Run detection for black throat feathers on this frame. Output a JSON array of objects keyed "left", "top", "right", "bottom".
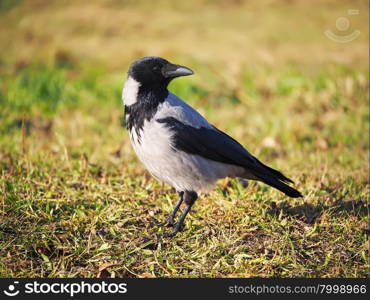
[{"left": 124, "top": 86, "right": 168, "bottom": 142}]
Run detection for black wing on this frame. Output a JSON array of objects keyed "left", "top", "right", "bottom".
[{"left": 157, "top": 117, "right": 302, "bottom": 198}]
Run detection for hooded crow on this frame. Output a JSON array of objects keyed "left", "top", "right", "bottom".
[{"left": 122, "top": 56, "right": 302, "bottom": 237}]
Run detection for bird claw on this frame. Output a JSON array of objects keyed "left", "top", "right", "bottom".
[
  {"left": 160, "top": 231, "right": 177, "bottom": 238},
  {"left": 166, "top": 218, "right": 175, "bottom": 227},
  {"left": 154, "top": 216, "right": 176, "bottom": 228},
  {"left": 158, "top": 222, "right": 183, "bottom": 238},
  {"left": 158, "top": 229, "right": 178, "bottom": 238}
]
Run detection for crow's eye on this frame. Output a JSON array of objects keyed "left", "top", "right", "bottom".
[{"left": 153, "top": 66, "right": 160, "bottom": 72}]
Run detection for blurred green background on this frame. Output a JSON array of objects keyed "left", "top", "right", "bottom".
[{"left": 0, "top": 0, "right": 369, "bottom": 278}]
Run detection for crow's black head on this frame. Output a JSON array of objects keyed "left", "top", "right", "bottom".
[
  {"left": 128, "top": 56, "right": 193, "bottom": 88},
  {"left": 123, "top": 57, "right": 194, "bottom": 136}
]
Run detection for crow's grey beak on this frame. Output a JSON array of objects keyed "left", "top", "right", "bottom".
[{"left": 162, "top": 63, "right": 194, "bottom": 78}]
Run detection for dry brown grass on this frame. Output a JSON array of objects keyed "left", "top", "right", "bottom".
[{"left": 1, "top": 0, "right": 368, "bottom": 71}]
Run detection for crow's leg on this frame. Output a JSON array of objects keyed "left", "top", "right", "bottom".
[
  {"left": 165, "top": 191, "right": 184, "bottom": 226},
  {"left": 161, "top": 191, "right": 197, "bottom": 238},
  {"left": 155, "top": 191, "right": 184, "bottom": 227}
]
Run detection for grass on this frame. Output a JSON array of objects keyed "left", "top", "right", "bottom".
[{"left": 0, "top": 0, "right": 369, "bottom": 278}]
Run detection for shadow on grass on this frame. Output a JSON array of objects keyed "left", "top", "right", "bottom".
[{"left": 267, "top": 198, "right": 369, "bottom": 225}]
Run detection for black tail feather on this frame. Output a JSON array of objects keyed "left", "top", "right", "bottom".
[
  {"left": 255, "top": 158, "right": 294, "bottom": 184},
  {"left": 250, "top": 161, "right": 302, "bottom": 198},
  {"left": 261, "top": 177, "right": 302, "bottom": 198}
]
